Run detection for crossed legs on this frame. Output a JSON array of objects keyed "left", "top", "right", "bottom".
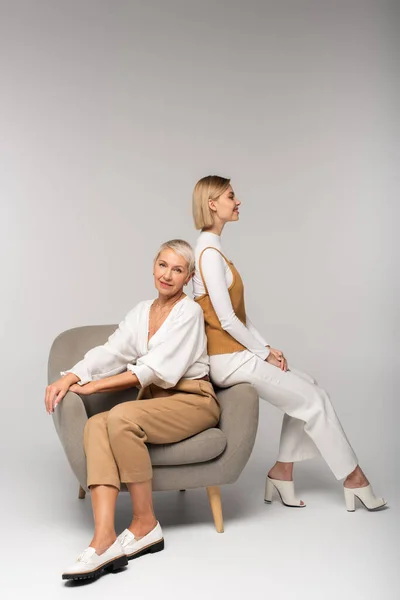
[{"left": 83, "top": 381, "right": 220, "bottom": 553}]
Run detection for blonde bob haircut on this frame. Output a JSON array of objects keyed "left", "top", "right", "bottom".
[
  {"left": 154, "top": 239, "right": 195, "bottom": 276},
  {"left": 192, "top": 175, "right": 231, "bottom": 230}
]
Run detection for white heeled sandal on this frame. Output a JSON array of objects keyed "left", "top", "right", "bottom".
[
  {"left": 264, "top": 477, "right": 306, "bottom": 508},
  {"left": 344, "top": 484, "right": 387, "bottom": 512}
]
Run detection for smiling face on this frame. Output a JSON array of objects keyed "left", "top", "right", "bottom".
[
  {"left": 209, "top": 184, "right": 241, "bottom": 224},
  {"left": 153, "top": 248, "right": 191, "bottom": 299}
]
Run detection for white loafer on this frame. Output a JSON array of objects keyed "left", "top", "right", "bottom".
[
  {"left": 264, "top": 477, "right": 306, "bottom": 507},
  {"left": 62, "top": 539, "right": 128, "bottom": 581},
  {"left": 344, "top": 484, "right": 387, "bottom": 512},
  {"left": 117, "top": 521, "right": 164, "bottom": 560}
]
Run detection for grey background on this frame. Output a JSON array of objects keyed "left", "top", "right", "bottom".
[{"left": 1, "top": 0, "right": 399, "bottom": 598}]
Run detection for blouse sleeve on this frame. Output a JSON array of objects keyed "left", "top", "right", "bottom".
[
  {"left": 200, "top": 248, "right": 270, "bottom": 360},
  {"left": 61, "top": 306, "right": 141, "bottom": 385},
  {"left": 127, "top": 304, "right": 206, "bottom": 389},
  {"left": 246, "top": 316, "right": 269, "bottom": 347}
]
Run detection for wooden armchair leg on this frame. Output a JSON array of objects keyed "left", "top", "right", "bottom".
[
  {"left": 206, "top": 486, "right": 224, "bottom": 533},
  {"left": 78, "top": 485, "right": 86, "bottom": 500}
]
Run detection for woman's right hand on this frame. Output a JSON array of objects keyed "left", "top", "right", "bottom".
[
  {"left": 45, "top": 373, "right": 79, "bottom": 414},
  {"left": 266, "top": 347, "right": 288, "bottom": 371}
]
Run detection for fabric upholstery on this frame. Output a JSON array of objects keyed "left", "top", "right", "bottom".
[{"left": 49, "top": 325, "right": 259, "bottom": 492}]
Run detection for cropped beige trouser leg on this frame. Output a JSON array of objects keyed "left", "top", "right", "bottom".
[{"left": 83, "top": 379, "right": 220, "bottom": 488}]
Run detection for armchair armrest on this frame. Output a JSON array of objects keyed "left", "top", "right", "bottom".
[
  {"left": 215, "top": 383, "right": 259, "bottom": 483},
  {"left": 52, "top": 391, "right": 88, "bottom": 489}
]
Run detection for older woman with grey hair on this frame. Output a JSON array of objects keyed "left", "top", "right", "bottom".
[{"left": 45, "top": 239, "right": 219, "bottom": 582}]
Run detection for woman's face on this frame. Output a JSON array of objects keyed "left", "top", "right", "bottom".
[
  {"left": 209, "top": 185, "right": 241, "bottom": 223},
  {"left": 153, "top": 248, "right": 191, "bottom": 298}
]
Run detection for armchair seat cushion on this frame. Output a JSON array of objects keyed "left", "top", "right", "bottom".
[
  {"left": 148, "top": 427, "right": 227, "bottom": 466},
  {"left": 49, "top": 325, "right": 259, "bottom": 496}
]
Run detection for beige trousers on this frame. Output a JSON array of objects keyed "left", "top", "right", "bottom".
[{"left": 83, "top": 379, "right": 220, "bottom": 488}]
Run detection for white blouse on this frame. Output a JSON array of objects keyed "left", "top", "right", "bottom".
[
  {"left": 62, "top": 296, "right": 209, "bottom": 389},
  {"left": 193, "top": 231, "right": 270, "bottom": 361}
]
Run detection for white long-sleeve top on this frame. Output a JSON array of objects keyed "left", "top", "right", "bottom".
[
  {"left": 61, "top": 296, "right": 209, "bottom": 389},
  {"left": 193, "top": 231, "right": 270, "bottom": 362}
]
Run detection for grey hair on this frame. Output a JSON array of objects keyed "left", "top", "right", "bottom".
[{"left": 154, "top": 239, "right": 195, "bottom": 276}]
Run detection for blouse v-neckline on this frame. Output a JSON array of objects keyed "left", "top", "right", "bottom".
[{"left": 146, "top": 296, "right": 187, "bottom": 348}]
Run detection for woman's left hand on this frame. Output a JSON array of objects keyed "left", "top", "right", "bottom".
[
  {"left": 70, "top": 382, "right": 99, "bottom": 395},
  {"left": 268, "top": 347, "right": 288, "bottom": 371}
]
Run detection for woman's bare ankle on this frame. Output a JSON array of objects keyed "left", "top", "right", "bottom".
[
  {"left": 268, "top": 461, "right": 294, "bottom": 481},
  {"left": 344, "top": 465, "right": 369, "bottom": 488},
  {"left": 128, "top": 516, "right": 157, "bottom": 539},
  {"left": 89, "top": 531, "right": 117, "bottom": 555}
]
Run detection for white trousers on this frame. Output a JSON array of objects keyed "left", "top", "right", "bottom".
[{"left": 210, "top": 350, "right": 358, "bottom": 480}]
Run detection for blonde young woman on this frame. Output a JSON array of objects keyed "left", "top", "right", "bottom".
[
  {"left": 45, "top": 239, "right": 219, "bottom": 582},
  {"left": 192, "top": 175, "right": 386, "bottom": 512}
]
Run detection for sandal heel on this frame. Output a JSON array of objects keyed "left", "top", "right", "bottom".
[
  {"left": 344, "top": 488, "right": 356, "bottom": 512},
  {"left": 343, "top": 485, "right": 386, "bottom": 512},
  {"left": 264, "top": 478, "right": 273, "bottom": 503}
]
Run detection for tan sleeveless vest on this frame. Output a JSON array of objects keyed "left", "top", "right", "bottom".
[{"left": 195, "top": 247, "right": 247, "bottom": 356}]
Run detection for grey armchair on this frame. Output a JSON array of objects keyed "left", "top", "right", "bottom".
[{"left": 48, "top": 325, "right": 259, "bottom": 532}]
